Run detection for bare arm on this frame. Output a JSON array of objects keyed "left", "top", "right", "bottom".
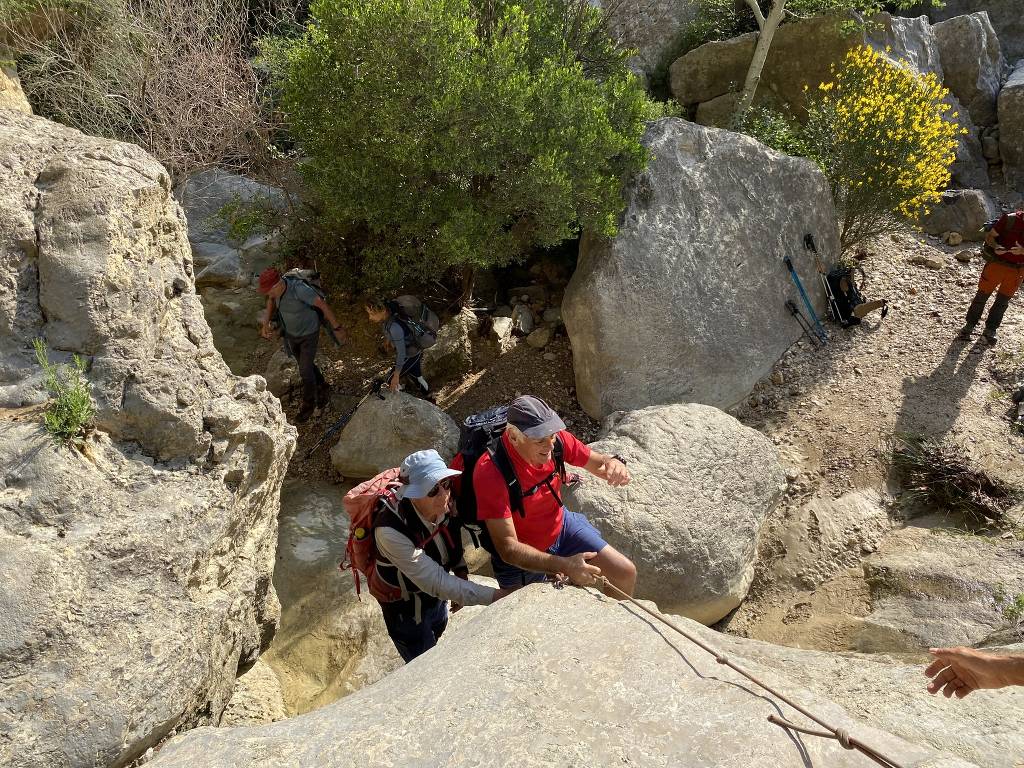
[
  {"left": 584, "top": 450, "right": 630, "bottom": 487},
  {"left": 485, "top": 517, "right": 600, "bottom": 586},
  {"left": 260, "top": 297, "right": 276, "bottom": 339},
  {"left": 313, "top": 297, "right": 346, "bottom": 342},
  {"left": 925, "top": 647, "right": 1024, "bottom": 698}
]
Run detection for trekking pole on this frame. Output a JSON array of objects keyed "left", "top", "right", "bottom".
[
  {"left": 785, "top": 299, "right": 821, "bottom": 346},
  {"left": 303, "top": 376, "right": 386, "bottom": 460},
  {"left": 804, "top": 234, "right": 843, "bottom": 324},
  {"left": 588, "top": 576, "right": 906, "bottom": 768},
  {"left": 783, "top": 255, "right": 828, "bottom": 343}
]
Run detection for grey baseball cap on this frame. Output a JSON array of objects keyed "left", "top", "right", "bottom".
[
  {"left": 507, "top": 395, "right": 565, "bottom": 439},
  {"left": 396, "top": 450, "right": 461, "bottom": 500}
]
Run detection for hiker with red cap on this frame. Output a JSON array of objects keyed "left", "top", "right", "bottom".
[
  {"left": 464, "top": 395, "right": 637, "bottom": 596},
  {"left": 258, "top": 267, "right": 346, "bottom": 422}
]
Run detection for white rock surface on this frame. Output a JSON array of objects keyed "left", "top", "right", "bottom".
[
  {"left": 329, "top": 391, "right": 459, "bottom": 478},
  {"left": 563, "top": 118, "right": 836, "bottom": 418},
  {"left": 999, "top": 61, "right": 1024, "bottom": 190},
  {"left": 0, "top": 110, "right": 294, "bottom": 768},
  {"left": 566, "top": 404, "right": 785, "bottom": 624},
  {"left": 932, "top": 12, "right": 1005, "bottom": 127},
  {"left": 146, "top": 585, "right": 1000, "bottom": 768}
]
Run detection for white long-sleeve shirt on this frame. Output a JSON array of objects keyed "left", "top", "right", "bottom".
[{"left": 374, "top": 510, "right": 496, "bottom": 607}]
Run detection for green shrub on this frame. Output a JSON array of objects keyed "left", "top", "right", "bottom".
[
  {"left": 262, "top": 0, "right": 664, "bottom": 291},
  {"left": 210, "top": 195, "right": 274, "bottom": 244},
  {"left": 33, "top": 339, "right": 95, "bottom": 446},
  {"left": 732, "top": 106, "right": 808, "bottom": 156}
]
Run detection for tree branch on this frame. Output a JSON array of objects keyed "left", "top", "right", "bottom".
[{"left": 744, "top": 0, "right": 766, "bottom": 31}]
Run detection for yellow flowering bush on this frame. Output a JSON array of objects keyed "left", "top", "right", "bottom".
[{"left": 803, "top": 45, "right": 964, "bottom": 252}]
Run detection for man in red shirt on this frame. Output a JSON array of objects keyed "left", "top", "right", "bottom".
[
  {"left": 960, "top": 199, "right": 1024, "bottom": 345},
  {"left": 472, "top": 395, "right": 637, "bottom": 596}
]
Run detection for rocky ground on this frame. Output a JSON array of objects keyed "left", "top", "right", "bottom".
[{"left": 723, "top": 228, "right": 1024, "bottom": 649}]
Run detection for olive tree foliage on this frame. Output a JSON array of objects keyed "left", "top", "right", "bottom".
[
  {"left": 262, "top": 0, "right": 664, "bottom": 288},
  {"left": 0, "top": 0, "right": 287, "bottom": 180}
]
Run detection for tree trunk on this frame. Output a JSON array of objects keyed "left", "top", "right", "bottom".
[
  {"left": 459, "top": 264, "right": 475, "bottom": 307},
  {"left": 734, "top": 0, "right": 786, "bottom": 119}
]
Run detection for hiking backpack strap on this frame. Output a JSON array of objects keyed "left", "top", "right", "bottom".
[{"left": 488, "top": 435, "right": 567, "bottom": 518}]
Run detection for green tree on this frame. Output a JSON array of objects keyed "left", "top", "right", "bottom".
[{"left": 263, "top": 0, "right": 663, "bottom": 289}]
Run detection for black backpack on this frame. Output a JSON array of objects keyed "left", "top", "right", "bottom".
[
  {"left": 386, "top": 295, "right": 440, "bottom": 351},
  {"left": 455, "top": 405, "right": 570, "bottom": 550},
  {"left": 981, "top": 213, "right": 1024, "bottom": 265},
  {"left": 824, "top": 265, "right": 867, "bottom": 327}
]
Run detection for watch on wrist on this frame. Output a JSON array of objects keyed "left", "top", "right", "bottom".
[{"left": 611, "top": 454, "right": 627, "bottom": 465}]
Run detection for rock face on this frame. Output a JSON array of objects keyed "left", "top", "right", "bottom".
[
  {"left": 147, "top": 585, "right": 1005, "bottom": 768},
  {"left": 563, "top": 118, "right": 836, "bottom": 418},
  {"left": 919, "top": 189, "right": 999, "bottom": 240},
  {"left": 0, "top": 111, "right": 294, "bottom": 768},
  {"left": 220, "top": 660, "right": 288, "bottom": 727},
  {"left": 261, "top": 481, "right": 401, "bottom": 715},
  {"left": 0, "top": 59, "right": 31, "bottom": 114},
  {"left": 999, "top": 61, "right": 1024, "bottom": 190},
  {"left": 908, "top": 0, "right": 1024, "bottom": 63},
  {"left": 330, "top": 392, "right": 459, "bottom": 478},
  {"left": 932, "top": 13, "right": 1005, "bottom": 127},
  {"left": 599, "top": 0, "right": 699, "bottom": 84},
  {"left": 858, "top": 526, "right": 1024, "bottom": 653},
  {"left": 422, "top": 307, "right": 477, "bottom": 384},
  {"left": 671, "top": 12, "right": 988, "bottom": 188},
  {"left": 566, "top": 404, "right": 785, "bottom": 624},
  {"left": 670, "top": 13, "right": 938, "bottom": 115},
  {"left": 177, "top": 169, "right": 288, "bottom": 288},
  {"left": 263, "top": 347, "right": 301, "bottom": 398}
]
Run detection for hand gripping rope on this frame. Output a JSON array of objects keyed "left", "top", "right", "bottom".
[{"left": 568, "top": 576, "right": 906, "bottom": 768}]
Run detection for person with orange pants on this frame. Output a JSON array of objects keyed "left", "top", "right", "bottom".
[{"left": 960, "top": 199, "right": 1024, "bottom": 345}]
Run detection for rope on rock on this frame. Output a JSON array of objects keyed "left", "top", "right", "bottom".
[{"left": 587, "top": 576, "right": 906, "bottom": 768}]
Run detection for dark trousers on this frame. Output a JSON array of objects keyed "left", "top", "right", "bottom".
[
  {"left": 381, "top": 601, "right": 448, "bottom": 663},
  {"left": 287, "top": 332, "right": 325, "bottom": 405},
  {"left": 398, "top": 352, "right": 423, "bottom": 380}
]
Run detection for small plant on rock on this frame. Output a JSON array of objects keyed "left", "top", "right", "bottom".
[{"left": 33, "top": 339, "right": 95, "bottom": 447}]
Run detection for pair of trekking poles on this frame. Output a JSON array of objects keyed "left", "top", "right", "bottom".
[{"left": 783, "top": 234, "right": 833, "bottom": 346}]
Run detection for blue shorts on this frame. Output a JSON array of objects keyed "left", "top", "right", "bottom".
[{"left": 490, "top": 509, "right": 608, "bottom": 588}]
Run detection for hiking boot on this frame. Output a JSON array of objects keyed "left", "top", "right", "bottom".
[
  {"left": 982, "top": 293, "right": 1011, "bottom": 347},
  {"left": 981, "top": 327, "right": 999, "bottom": 345},
  {"left": 316, "top": 382, "right": 332, "bottom": 408},
  {"left": 957, "top": 323, "right": 976, "bottom": 341},
  {"left": 295, "top": 401, "right": 316, "bottom": 423},
  {"left": 415, "top": 375, "right": 430, "bottom": 394}
]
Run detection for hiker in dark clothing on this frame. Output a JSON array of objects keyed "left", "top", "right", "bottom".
[
  {"left": 365, "top": 298, "right": 430, "bottom": 394},
  {"left": 959, "top": 200, "right": 1024, "bottom": 345},
  {"left": 259, "top": 267, "right": 346, "bottom": 422}
]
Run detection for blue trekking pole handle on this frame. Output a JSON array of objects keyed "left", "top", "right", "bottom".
[{"left": 784, "top": 256, "right": 828, "bottom": 342}]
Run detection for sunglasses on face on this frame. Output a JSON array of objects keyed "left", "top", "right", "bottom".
[{"left": 427, "top": 478, "right": 452, "bottom": 497}]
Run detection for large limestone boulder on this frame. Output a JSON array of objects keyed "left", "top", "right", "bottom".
[
  {"left": 422, "top": 307, "right": 477, "bottom": 384},
  {"left": 566, "top": 404, "right": 785, "bottom": 624},
  {"left": 146, "top": 585, "right": 1012, "bottom": 768},
  {"left": 0, "top": 57, "right": 31, "bottom": 114},
  {"left": 999, "top": 61, "right": 1024, "bottom": 190},
  {"left": 908, "top": 0, "right": 1024, "bottom": 63},
  {"left": 598, "top": 0, "right": 700, "bottom": 84},
  {"left": 919, "top": 188, "right": 999, "bottom": 240},
  {"left": 0, "top": 111, "right": 295, "bottom": 768},
  {"left": 563, "top": 118, "right": 835, "bottom": 418},
  {"left": 858, "top": 526, "right": 1024, "bottom": 653},
  {"left": 671, "top": 13, "right": 988, "bottom": 188},
  {"left": 330, "top": 391, "right": 459, "bottom": 478},
  {"left": 932, "top": 12, "right": 1005, "bottom": 127},
  {"left": 177, "top": 169, "right": 289, "bottom": 288},
  {"left": 670, "top": 13, "right": 940, "bottom": 113}
]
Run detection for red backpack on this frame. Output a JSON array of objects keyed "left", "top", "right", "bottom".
[{"left": 340, "top": 468, "right": 405, "bottom": 602}]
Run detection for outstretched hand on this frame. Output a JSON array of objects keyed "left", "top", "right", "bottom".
[
  {"left": 600, "top": 457, "right": 630, "bottom": 487},
  {"left": 924, "top": 647, "right": 1018, "bottom": 698}
]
